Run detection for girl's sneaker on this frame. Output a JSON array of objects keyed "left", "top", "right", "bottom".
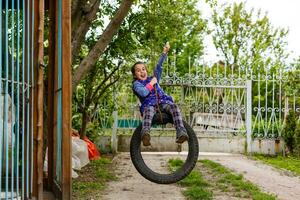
[
  {"left": 176, "top": 128, "right": 189, "bottom": 144},
  {"left": 141, "top": 131, "right": 151, "bottom": 146}
]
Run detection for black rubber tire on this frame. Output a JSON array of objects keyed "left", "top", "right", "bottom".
[{"left": 130, "top": 114, "right": 199, "bottom": 184}]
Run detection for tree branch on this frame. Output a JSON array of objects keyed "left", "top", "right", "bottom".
[
  {"left": 72, "top": 0, "right": 101, "bottom": 63},
  {"left": 72, "top": 0, "right": 134, "bottom": 92},
  {"left": 95, "top": 78, "right": 119, "bottom": 101},
  {"left": 71, "top": 0, "right": 88, "bottom": 25},
  {"left": 91, "top": 65, "right": 120, "bottom": 100}
]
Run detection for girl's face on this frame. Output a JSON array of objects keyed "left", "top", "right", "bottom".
[{"left": 134, "top": 63, "right": 148, "bottom": 80}]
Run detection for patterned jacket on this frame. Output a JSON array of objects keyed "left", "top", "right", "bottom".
[{"left": 132, "top": 53, "right": 174, "bottom": 114}]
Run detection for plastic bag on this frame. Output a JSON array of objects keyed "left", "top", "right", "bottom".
[
  {"left": 43, "top": 137, "right": 90, "bottom": 178},
  {"left": 0, "top": 94, "right": 15, "bottom": 147},
  {"left": 72, "top": 137, "right": 90, "bottom": 170},
  {"left": 83, "top": 137, "right": 101, "bottom": 160},
  {"left": 72, "top": 129, "right": 101, "bottom": 160}
]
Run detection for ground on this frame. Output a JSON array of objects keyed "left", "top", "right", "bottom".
[
  {"left": 98, "top": 152, "right": 300, "bottom": 200},
  {"left": 100, "top": 153, "right": 185, "bottom": 200}
]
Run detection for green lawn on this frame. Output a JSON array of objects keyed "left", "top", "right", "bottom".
[
  {"left": 251, "top": 154, "right": 300, "bottom": 176},
  {"left": 72, "top": 157, "right": 117, "bottom": 199},
  {"left": 169, "top": 158, "right": 277, "bottom": 200}
]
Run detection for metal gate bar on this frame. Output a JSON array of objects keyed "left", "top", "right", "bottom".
[{"left": 0, "top": 0, "right": 35, "bottom": 199}]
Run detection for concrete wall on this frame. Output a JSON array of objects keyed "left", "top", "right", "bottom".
[
  {"left": 95, "top": 136, "right": 112, "bottom": 153},
  {"left": 95, "top": 134, "right": 285, "bottom": 155},
  {"left": 251, "top": 138, "right": 284, "bottom": 155}
]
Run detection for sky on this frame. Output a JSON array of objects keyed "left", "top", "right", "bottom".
[{"left": 197, "top": 0, "right": 300, "bottom": 63}]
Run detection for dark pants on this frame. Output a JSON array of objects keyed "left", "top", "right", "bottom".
[{"left": 141, "top": 104, "right": 185, "bottom": 135}]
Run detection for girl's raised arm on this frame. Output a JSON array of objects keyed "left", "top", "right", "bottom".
[{"left": 154, "top": 42, "right": 170, "bottom": 82}]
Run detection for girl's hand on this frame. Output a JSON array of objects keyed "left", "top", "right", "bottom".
[
  {"left": 163, "top": 42, "right": 170, "bottom": 54},
  {"left": 150, "top": 77, "right": 158, "bottom": 86}
]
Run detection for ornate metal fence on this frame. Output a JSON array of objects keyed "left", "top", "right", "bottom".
[
  {"left": 251, "top": 72, "right": 300, "bottom": 138},
  {"left": 160, "top": 65, "right": 248, "bottom": 135}
]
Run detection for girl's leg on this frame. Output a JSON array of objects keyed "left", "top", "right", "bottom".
[
  {"left": 162, "top": 104, "right": 184, "bottom": 129},
  {"left": 162, "top": 104, "right": 188, "bottom": 143},
  {"left": 141, "top": 106, "right": 155, "bottom": 146}
]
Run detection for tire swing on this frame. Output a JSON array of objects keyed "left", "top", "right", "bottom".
[{"left": 130, "top": 112, "right": 199, "bottom": 184}]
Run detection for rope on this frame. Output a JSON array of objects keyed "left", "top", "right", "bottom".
[
  {"left": 154, "top": 42, "right": 170, "bottom": 123},
  {"left": 154, "top": 83, "right": 163, "bottom": 122},
  {"left": 149, "top": 0, "right": 163, "bottom": 122}
]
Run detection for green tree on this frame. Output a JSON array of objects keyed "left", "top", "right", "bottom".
[
  {"left": 73, "top": 22, "right": 137, "bottom": 138},
  {"left": 284, "top": 56, "right": 300, "bottom": 96},
  {"left": 295, "top": 120, "right": 300, "bottom": 157},
  {"left": 210, "top": 2, "right": 288, "bottom": 74},
  {"left": 71, "top": 0, "right": 136, "bottom": 138},
  {"left": 71, "top": 0, "right": 134, "bottom": 91},
  {"left": 209, "top": 2, "right": 290, "bottom": 126},
  {"left": 129, "top": 0, "right": 207, "bottom": 75}
]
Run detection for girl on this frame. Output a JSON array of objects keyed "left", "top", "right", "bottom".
[{"left": 131, "top": 43, "right": 188, "bottom": 146}]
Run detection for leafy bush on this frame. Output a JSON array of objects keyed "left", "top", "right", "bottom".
[
  {"left": 282, "top": 111, "right": 297, "bottom": 154},
  {"left": 295, "top": 120, "right": 300, "bottom": 156}
]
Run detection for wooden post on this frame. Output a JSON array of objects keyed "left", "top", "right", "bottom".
[
  {"left": 47, "top": 0, "right": 71, "bottom": 199},
  {"left": 61, "top": 0, "right": 72, "bottom": 199},
  {"left": 33, "top": 0, "right": 44, "bottom": 199}
]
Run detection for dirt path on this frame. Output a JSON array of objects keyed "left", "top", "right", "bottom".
[
  {"left": 201, "top": 153, "right": 300, "bottom": 200},
  {"left": 100, "top": 152, "right": 300, "bottom": 200},
  {"left": 100, "top": 153, "right": 185, "bottom": 200}
]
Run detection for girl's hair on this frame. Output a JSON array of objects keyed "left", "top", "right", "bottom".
[{"left": 131, "top": 61, "right": 145, "bottom": 78}]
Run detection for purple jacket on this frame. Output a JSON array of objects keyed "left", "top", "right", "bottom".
[{"left": 132, "top": 53, "right": 174, "bottom": 114}]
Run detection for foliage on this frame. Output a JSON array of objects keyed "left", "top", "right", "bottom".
[
  {"left": 71, "top": 0, "right": 134, "bottom": 89},
  {"left": 128, "top": 0, "right": 207, "bottom": 75},
  {"left": 295, "top": 120, "right": 300, "bottom": 156},
  {"left": 282, "top": 110, "right": 297, "bottom": 153},
  {"left": 283, "top": 56, "right": 300, "bottom": 98},
  {"left": 252, "top": 154, "right": 300, "bottom": 176},
  {"left": 210, "top": 1, "right": 288, "bottom": 74},
  {"left": 209, "top": 2, "right": 292, "bottom": 128}
]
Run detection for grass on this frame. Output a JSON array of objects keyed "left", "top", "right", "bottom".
[
  {"left": 72, "top": 157, "right": 117, "bottom": 199},
  {"left": 168, "top": 159, "right": 213, "bottom": 200},
  {"left": 200, "top": 159, "right": 277, "bottom": 200},
  {"left": 183, "top": 186, "right": 213, "bottom": 200},
  {"left": 168, "top": 158, "right": 277, "bottom": 200},
  {"left": 73, "top": 182, "right": 104, "bottom": 194},
  {"left": 251, "top": 154, "right": 300, "bottom": 176}
]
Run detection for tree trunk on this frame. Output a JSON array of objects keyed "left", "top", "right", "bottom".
[
  {"left": 80, "top": 109, "right": 89, "bottom": 139},
  {"left": 72, "top": 0, "right": 134, "bottom": 92}
]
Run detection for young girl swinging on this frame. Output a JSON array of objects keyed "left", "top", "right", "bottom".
[{"left": 131, "top": 43, "right": 189, "bottom": 146}]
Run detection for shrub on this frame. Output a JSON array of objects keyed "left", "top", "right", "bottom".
[
  {"left": 295, "top": 120, "right": 300, "bottom": 157},
  {"left": 282, "top": 111, "right": 297, "bottom": 154}
]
